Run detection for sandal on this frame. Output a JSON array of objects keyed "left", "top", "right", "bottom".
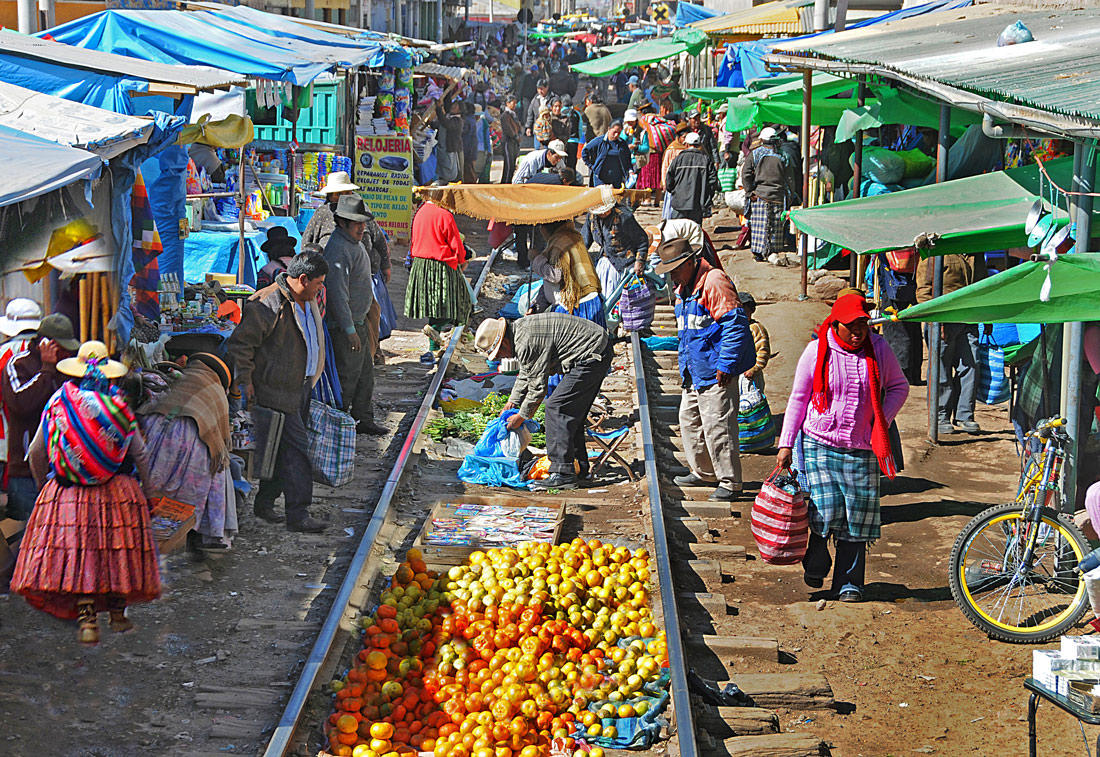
[{"left": 77, "top": 599, "right": 99, "bottom": 645}]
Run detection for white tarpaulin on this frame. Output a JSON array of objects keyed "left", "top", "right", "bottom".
[
  {"left": 0, "top": 80, "right": 152, "bottom": 159},
  {"left": 0, "top": 124, "right": 102, "bottom": 208}
]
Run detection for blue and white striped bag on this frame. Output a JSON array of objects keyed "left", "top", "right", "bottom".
[{"left": 976, "top": 332, "right": 1010, "bottom": 405}]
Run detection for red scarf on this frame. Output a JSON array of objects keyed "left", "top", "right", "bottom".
[{"left": 811, "top": 321, "right": 896, "bottom": 479}]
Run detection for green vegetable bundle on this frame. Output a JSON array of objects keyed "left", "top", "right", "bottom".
[{"left": 427, "top": 392, "right": 546, "bottom": 447}]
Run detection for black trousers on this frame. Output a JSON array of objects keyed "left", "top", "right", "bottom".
[
  {"left": 502, "top": 140, "right": 520, "bottom": 184},
  {"left": 255, "top": 384, "right": 313, "bottom": 524},
  {"left": 544, "top": 344, "right": 614, "bottom": 475},
  {"left": 515, "top": 225, "right": 531, "bottom": 269},
  {"left": 803, "top": 532, "right": 867, "bottom": 594},
  {"left": 329, "top": 320, "right": 375, "bottom": 425}
]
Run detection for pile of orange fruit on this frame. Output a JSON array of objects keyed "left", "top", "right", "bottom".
[{"left": 323, "top": 540, "right": 667, "bottom": 757}]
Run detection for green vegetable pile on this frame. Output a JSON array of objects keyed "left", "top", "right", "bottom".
[{"left": 427, "top": 392, "right": 547, "bottom": 448}]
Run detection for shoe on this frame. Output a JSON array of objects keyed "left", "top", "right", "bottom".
[
  {"left": 422, "top": 324, "right": 443, "bottom": 345},
  {"left": 77, "top": 601, "right": 99, "bottom": 646},
  {"left": 357, "top": 421, "right": 389, "bottom": 436},
  {"left": 576, "top": 465, "right": 590, "bottom": 481},
  {"left": 673, "top": 472, "right": 713, "bottom": 487},
  {"left": 937, "top": 422, "right": 957, "bottom": 436},
  {"left": 374, "top": 352, "right": 387, "bottom": 366},
  {"left": 838, "top": 589, "right": 863, "bottom": 603},
  {"left": 530, "top": 473, "right": 578, "bottom": 491},
  {"left": 254, "top": 504, "right": 285, "bottom": 524},
  {"left": 959, "top": 420, "right": 981, "bottom": 434},
  {"left": 709, "top": 486, "right": 742, "bottom": 502},
  {"left": 109, "top": 610, "right": 135, "bottom": 634},
  {"left": 287, "top": 516, "right": 328, "bottom": 533},
  {"left": 804, "top": 574, "right": 825, "bottom": 589}
]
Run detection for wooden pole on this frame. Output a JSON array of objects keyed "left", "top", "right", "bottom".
[
  {"left": 100, "top": 274, "right": 111, "bottom": 350},
  {"left": 798, "top": 70, "right": 813, "bottom": 301},
  {"left": 89, "top": 273, "right": 100, "bottom": 342},
  {"left": 78, "top": 277, "right": 89, "bottom": 343},
  {"left": 238, "top": 147, "right": 247, "bottom": 285}
]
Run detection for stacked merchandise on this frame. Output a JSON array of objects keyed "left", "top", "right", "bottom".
[
  {"left": 422, "top": 503, "right": 559, "bottom": 549},
  {"left": 1034, "top": 637, "right": 1100, "bottom": 707},
  {"left": 300, "top": 153, "right": 354, "bottom": 197},
  {"left": 356, "top": 67, "right": 414, "bottom": 137}
]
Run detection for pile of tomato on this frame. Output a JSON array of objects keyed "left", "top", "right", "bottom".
[{"left": 323, "top": 539, "right": 667, "bottom": 757}]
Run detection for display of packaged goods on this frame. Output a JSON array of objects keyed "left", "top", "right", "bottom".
[
  {"left": 395, "top": 67, "right": 413, "bottom": 90},
  {"left": 1069, "top": 680, "right": 1100, "bottom": 713},
  {"left": 1053, "top": 669, "right": 1100, "bottom": 696},
  {"left": 379, "top": 66, "right": 395, "bottom": 92},
  {"left": 1063, "top": 636, "right": 1100, "bottom": 660}
]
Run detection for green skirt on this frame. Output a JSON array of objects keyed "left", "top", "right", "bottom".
[{"left": 404, "top": 256, "right": 473, "bottom": 324}]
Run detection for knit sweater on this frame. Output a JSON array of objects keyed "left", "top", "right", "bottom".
[{"left": 778, "top": 330, "right": 909, "bottom": 451}]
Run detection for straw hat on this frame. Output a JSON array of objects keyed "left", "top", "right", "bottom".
[
  {"left": 474, "top": 318, "right": 507, "bottom": 360},
  {"left": 58, "top": 340, "right": 127, "bottom": 380},
  {"left": 314, "top": 171, "right": 360, "bottom": 196},
  {"left": 0, "top": 298, "right": 41, "bottom": 338}
]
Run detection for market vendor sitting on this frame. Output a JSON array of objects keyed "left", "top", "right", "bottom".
[{"left": 475, "top": 313, "right": 613, "bottom": 492}]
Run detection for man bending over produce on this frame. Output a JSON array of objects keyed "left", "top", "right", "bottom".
[{"left": 475, "top": 314, "right": 612, "bottom": 491}]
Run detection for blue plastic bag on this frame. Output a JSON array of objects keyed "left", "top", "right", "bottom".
[
  {"left": 457, "top": 454, "right": 531, "bottom": 488},
  {"left": 457, "top": 410, "right": 541, "bottom": 489},
  {"left": 500, "top": 280, "right": 543, "bottom": 319},
  {"left": 977, "top": 333, "right": 1010, "bottom": 405},
  {"left": 473, "top": 410, "right": 540, "bottom": 458}
]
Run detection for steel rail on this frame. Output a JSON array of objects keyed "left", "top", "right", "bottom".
[
  {"left": 264, "top": 245, "right": 501, "bottom": 757},
  {"left": 630, "top": 332, "right": 699, "bottom": 757}
]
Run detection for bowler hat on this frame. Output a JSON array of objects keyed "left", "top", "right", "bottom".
[
  {"left": 334, "top": 194, "right": 372, "bottom": 223},
  {"left": 260, "top": 226, "right": 297, "bottom": 255},
  {"left": 654, "top": 238, "right": 695, "bottom": 274}
]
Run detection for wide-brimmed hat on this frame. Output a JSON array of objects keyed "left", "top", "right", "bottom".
[
  {"left": 314, "top": 170, "right": 360, "bottom": 196},
  {"left": 474, "top": 318, "right": 507, "bottom": 360},
  {"left": 334, "top": 194, "right": 372, "bottom": 223},
  {"left": 189, "top": 352, "right": 233, "bottom": 391},
  {"left": 654, "top": 238, "right": 696, "bottom": 274},
  {"left": 37, "top": 313, "right": 80, "bottom": 352},
  {"left": 57, "top": 340, "right": 126, "bottom": 379},
  {"left": 260, "top": 226, "right": 297, "bottom": 255},
  {"left": 591, "top": 196, "right": 618, "bottom": 215},
  {"left": 674, "top": 120, "right": 690, "bottom": 134},
  {"left": 0, "top": 298, "right": 41, "bottom": 337},
  {"left": 547, "top": 139, "right": 568, "bottom": 157}
]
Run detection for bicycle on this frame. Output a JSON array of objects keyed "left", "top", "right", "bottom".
[{"left": 949, "top": 416, "right": 1093, "bottom": 643}]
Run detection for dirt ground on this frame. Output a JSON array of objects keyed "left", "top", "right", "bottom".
[{"left": 674, "top": 206, "right": 1095, "bottom": 757}]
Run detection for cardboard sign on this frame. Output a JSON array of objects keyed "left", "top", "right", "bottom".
[{"left": 354, "top": 135, "right": 414, "bottom": 241}]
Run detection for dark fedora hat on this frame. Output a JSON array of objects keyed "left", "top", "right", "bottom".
[
  {"left": 334, "top": 194, "right": 372, "bottom": 223},
  {"left": 654, "top": 238, "right": 696, "bottom": 274},
  {"left": 260, "top": 226, "right": 297, "bottom": 255}
]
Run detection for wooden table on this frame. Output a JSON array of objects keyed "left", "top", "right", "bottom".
[{"left": 1025, "top": 677, "right": 1100, "bottom": 756}]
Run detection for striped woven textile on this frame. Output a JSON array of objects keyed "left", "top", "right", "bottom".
[
  {"left": 130, "top": 170, "right": 163, "bottom": 321},
  {"left": 46, "top": 383, "right": 137, "bottom": 486}
]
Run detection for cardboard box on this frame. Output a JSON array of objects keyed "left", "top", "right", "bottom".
[
  {"left": 1063, "top": 636, "right": 1100, "bottom": 661},
  {"left": 150, "top": 497, "right": 196, "bottom": 554},
  {"left": 1068, "top": 679, "right": 1100, "bottom": 713}
]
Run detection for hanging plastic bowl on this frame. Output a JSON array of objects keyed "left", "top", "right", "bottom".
[
  {"left": 1042, "top": 223, "right": 1075, "bottom": 256},
  {"left": 1028, "top": 211, "right": 1056, "bottom": 247},
  {"left": 1024, "top": 198, "right": 1046, "bottom": 235}
]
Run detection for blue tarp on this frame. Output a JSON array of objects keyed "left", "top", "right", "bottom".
[
  {"left": 0, "top": 124, "right": 103, "bottom": 207},
  {"left": 716, "top": 0, "right": 973, "bottom": 88},
  {"left": 42, "top": 10, "right": 337, "bottom": 85},
  {"left": 676, "top": 2, "right": 719, "bottom": 26},
  {"left": 0, "top": 51, "right": 149, "bottom": 114}
]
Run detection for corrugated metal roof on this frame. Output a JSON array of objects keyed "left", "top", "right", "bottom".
[
  {"left": 414, "top": 63, "right": 472, "bottom": 81},
  {"left": 0, "top": 29, "right": 245, "bottom": 91},
  {"left": 690, "top": 0, "right": 813, "bottom": 35},
  {"left": 771, "top": 5, "right": 1100, "bottom": 122}
]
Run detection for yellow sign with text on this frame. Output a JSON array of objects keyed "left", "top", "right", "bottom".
[{"left": 354, "top": 135, "right": 413, "bottom": 241}]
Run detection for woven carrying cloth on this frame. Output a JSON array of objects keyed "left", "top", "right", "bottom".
[
  {"left": 46, "top": 382, "right": 137, "bottom": 486},
  {"left": 802, "top": 434, "right": 881, "bottom": 542}
]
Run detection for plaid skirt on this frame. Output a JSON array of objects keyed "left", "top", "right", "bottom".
[
  {"left": 802, "top": 434, "right": 881, "bottom": 542},
  {"left": 12, "top": 475, "right": 162, "bottom": 620},
  {"left": 404, "top": 256, "right": 473, "bottom": 324},
  {"left": 749, "top": 197, "right": 787, "bottom": 258}
]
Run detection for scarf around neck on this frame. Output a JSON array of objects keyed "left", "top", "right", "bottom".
[{"left": 811, "top": 324, "right": 896, "bottom": 479}]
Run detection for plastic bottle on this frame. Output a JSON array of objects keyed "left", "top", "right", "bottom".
[{"left": 1080, "top": 547, "right": 1100, "bottom": 575}]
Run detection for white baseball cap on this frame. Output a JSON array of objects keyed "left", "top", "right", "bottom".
[
  {"left": 759, "top": 127, "right": 778, "bottom": 142},
  {"left": 0, "top": 298, "right": 41, "bottom": 337},
  {"left": 547, "top": 139, "right": 569, "bottom": 157},
  {"left": 684, "top": 132, "right": 701, "bottom": 146},
  {"left": 624, "top": 109, "right": 638, "bottom": 121}
]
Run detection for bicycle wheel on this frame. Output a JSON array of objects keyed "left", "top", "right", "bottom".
[{"left": 949, "top": 502, "right": 1090, "bottom": 643}]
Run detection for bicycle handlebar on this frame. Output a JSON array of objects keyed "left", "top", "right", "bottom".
[{"left": 1031, "top": 416, "right": 1069, "bottom": 440}]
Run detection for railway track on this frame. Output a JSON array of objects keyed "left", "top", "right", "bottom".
[{"left": 261, "top": 254, "right": 837, "bottom": 757}]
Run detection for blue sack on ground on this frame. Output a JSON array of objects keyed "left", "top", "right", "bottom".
[
  {"left": 457, "top": 454, "right": 531, "bottom": 488},
  {"left": 473, "top": 410, "right": 540, "bottom": 458},
  {"left": 500, "top": 280, "right": 543, "bottom": 319}
]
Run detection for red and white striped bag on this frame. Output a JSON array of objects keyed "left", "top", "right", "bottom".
[{"left": 751, "top": 466, "right": 809, "bottom": 565}]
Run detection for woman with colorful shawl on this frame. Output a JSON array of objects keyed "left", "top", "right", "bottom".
[
  {"left": 137, "top": 353, "right": 236, "bottom": 551},
  {"left": 11, "top": 341, "right": 160, "bottom": 645},
  {"left": 776, "top": 294, "right": 909, "bottom": 603},
  {"left": 635, "top": 103, "right": 677, "bottom": 201}
]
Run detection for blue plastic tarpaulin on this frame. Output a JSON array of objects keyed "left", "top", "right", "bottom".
[
  {"left": 676, "top": 2, "right": 720, "bottom": 26},
  {"left": 42, "top": 10, "right": 339, "bottom": 85},
  {"left": 0, "top": 50, "right": 149, "bottom": 114},
  {"left": 716, "top": 0, "right": 973, "bottom": 88},
  {"left": 0, "top": 124, "right": 102, "bottom": 207}
]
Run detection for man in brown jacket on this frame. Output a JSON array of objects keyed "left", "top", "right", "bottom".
[
  {"left": 916, "top": 252, "right": 987, "bottom": 435},
  {"left": 227, "top": 251, "right": 329, "bottom": 532},
  {"left": 584, "top": 93, "right": 613, "bottom": 140}
]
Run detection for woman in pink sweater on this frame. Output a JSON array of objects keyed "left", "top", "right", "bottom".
[{"left": 777, "top": 294, "right": 909, "bottom": 602}]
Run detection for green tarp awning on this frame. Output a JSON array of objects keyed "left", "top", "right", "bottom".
[
  {"left": 789, "top": 157, "right": 1090, "bottom": 257},
  {"left": 725, "top": 72, "right": 864, "bottom": 131},
  {"left": 892, "top": 254, "right": 1100, "bottom": 324},
  {"left": 835, "top": 87, "right": 983, "bottom": 143},
  {"left": 685, "top": 86, "right": 746, "bottom": 100},
  {"left": 571, "top": 28, "right": 707, "bottom": 77}
]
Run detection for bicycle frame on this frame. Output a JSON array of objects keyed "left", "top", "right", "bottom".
[{"left": 1014, "top": 424, "right": 1070, "bottom": 580}]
